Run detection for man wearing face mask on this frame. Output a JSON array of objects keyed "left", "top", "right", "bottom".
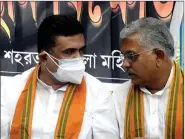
[{"left": 1, "top": 15, "right": 119, "bottom": 139}]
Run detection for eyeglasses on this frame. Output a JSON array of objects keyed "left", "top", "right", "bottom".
[{"left": 120, "top": 48, "right": 155, "bottom": 63}]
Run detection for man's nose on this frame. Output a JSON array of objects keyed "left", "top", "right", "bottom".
[{"left": 122, "top": 58, "right": 131, "bottom": 69}]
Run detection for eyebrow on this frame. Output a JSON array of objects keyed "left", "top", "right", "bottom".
[
  {"left": 123, "top": 50, "right": 137, "bottom": 55},
  {"left": 63, "top": 45, "right": 86, "bottom": 51}
]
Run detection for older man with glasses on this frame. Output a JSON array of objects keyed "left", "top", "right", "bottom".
[{"left": 113, "top": 17, "right": 184, "bottom": 139}]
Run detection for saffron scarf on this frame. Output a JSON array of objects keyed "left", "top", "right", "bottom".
[
  {"left": 124, "top": 61, "right": 184, "bottom": 139},
  {"left": 10, "top": 64, "right": 87, "bottom": 139}
]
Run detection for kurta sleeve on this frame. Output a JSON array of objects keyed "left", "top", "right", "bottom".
[{"left": 92, "top": 83, "right": 120, "bottom": 139}]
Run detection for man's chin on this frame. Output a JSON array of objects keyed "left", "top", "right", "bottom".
[{"left": 131, "top": 78, "right": 142, "bottom": 86}]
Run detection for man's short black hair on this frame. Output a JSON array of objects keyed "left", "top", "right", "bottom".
[{"left": 37, "top": 15, "right": 84, "bottom": 53}]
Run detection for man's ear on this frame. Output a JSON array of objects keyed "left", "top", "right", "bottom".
[
  {"left": 153, "top": 48, "right": 165, "bottom": 67},
  {"left": 38, "top": 51, "right": 47, "bottom": 63}
]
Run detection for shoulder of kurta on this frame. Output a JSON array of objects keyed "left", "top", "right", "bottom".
[
  {"left": 83, "top": 72, "right": 102, "bottom": 90},
  {"left": 83, "top": 72, "right": 111, "bottom": 98},
  {"left": 1, "top": 67, "right": 35, "bottom": 102},
  {"left": 112, "top": 80, "right": 132, "bottom": 100},
  {"left": 84, "top": 72, "right": 102, "bottom": 84},
  {"left": 112, "top": 80, "right": 132, "bottom": 138}
]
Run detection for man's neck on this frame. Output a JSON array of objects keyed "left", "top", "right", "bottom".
[
  {"left": 38, "top": 65, "right": 67, "bottom": 90},
  {"left": 145, "top": 61, "right": 173, "bottom": 94}
]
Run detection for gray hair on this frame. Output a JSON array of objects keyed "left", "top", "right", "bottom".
[{"left": 120, "top": 17, "right": 174, "bottom": 57}]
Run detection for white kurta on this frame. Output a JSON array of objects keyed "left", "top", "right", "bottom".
[
  {"left": 113, "top": 67, "right": 173, "bottom": 139},
  {"left": 1, "top": 67, "right": 119, "bottom": 139}
]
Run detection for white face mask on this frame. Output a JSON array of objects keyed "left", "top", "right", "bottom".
[{"left": 44, "top": 51, "right": 85, "bottom": 84}]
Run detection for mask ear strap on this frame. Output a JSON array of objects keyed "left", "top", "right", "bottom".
[
  {"left": 43, "top": 51, "right": 60, "bottom": 66},
  {"left": 44, "top": 63, "right": 54, "bottom": 75}
]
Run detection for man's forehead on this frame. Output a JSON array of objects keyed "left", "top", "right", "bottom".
[
  {"left": 121, "top": 38, "right": 140, "bottom": 52},
  {"left": 55, "top": 35, "right": 84, "bottom": 43},
  {"left": 54, "top": 35, "right": 85, "bottom": 48},
  {"left": 128, "top": 32, "right": 141, "bottom": 40}
]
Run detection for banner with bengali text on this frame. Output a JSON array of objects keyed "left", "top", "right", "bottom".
[{"left": 0, "top": 1, "right": 183, "bottom": 83}]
